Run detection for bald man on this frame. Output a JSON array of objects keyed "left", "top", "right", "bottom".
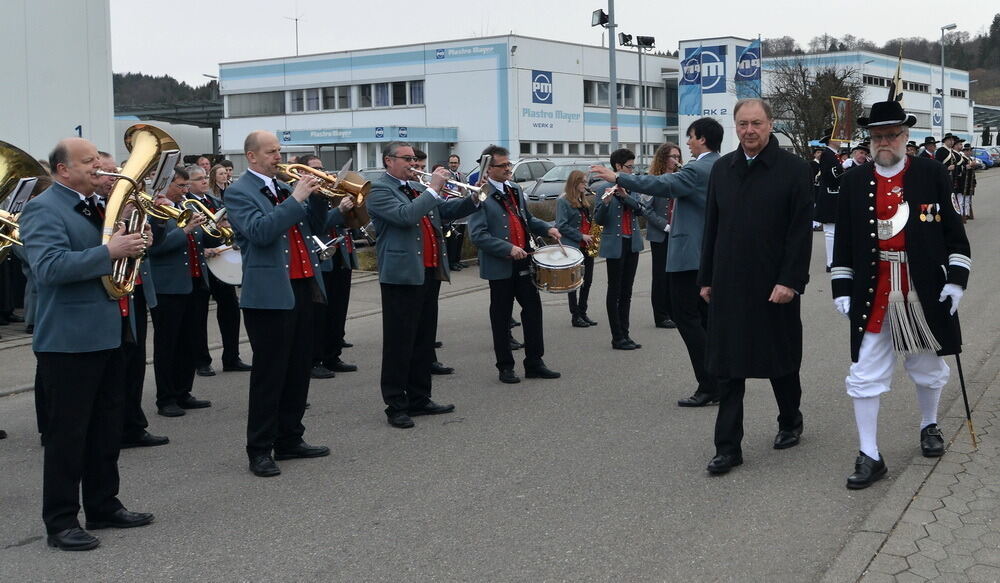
[
  {"left": 20, "top": 138, "right": 154, "bottom": 550},
  {"left": 225, "top": 130, "right": 333, "bottom": 477}
]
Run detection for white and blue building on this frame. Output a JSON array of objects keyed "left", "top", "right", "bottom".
[{"left": 218, "top": 35, "right": 679, "bottom": 172}]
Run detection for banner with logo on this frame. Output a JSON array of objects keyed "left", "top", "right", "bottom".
[
  {"left": 734, "top": 39, "right": 761, "bottom": 99},
  {"left": 678, "top": 46, "right": 703, "bottom": 116},
  {"left": 932, "top": 96, "right": 944, "bottom": 135}
]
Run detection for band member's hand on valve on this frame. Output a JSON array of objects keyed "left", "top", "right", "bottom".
[
  {"left": 428, "top": 167, "right": 451, "bottom": 193},
  {"left": 291, "top": 175, "right": 320, "bottom": 202},
  {"left": 338, "top": 196, "right": 355, "bottom": 213},
  {"left": 107, "top": 224, "right": 146, "bottom": 259},
  {"left": 182, "top": 212, "right": 207, "bottom": 234}
]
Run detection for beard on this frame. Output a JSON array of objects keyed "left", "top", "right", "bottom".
[{"left": 873, "top": 147, "right": 904, "bottom": 168}]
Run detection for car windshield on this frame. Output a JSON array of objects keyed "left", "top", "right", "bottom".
[{"left": 539, "top": 165, "right": 594, "bottom": 182}]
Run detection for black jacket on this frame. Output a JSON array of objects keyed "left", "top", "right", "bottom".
[
  {"left": 814, "top": 147, "right": 843, "bottom": 223},
  {"left": 831, "top": 156, "right": 970, "bottom": 361}
]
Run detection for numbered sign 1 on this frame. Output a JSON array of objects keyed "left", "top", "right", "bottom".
[{"left": 74, "top": 125, "right": 82, "bottom": 137}]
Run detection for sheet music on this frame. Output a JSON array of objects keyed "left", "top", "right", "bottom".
[{"left": 2, "top": 177, "right": 38, "bottom": 214}]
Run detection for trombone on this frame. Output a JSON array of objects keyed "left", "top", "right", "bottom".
[
  {"left": 414, "top": 171, "right": 487, "bottom": 201},
  {"left": 181, "top": 198, "right": 234, "bottom": 245}
]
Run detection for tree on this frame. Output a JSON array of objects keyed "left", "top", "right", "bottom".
[
  {"left": 764, "top": 58, "right": 866, "bottom": 158},
  {"left": 762, "top": 36, "right": 802, "bottom": 56}
]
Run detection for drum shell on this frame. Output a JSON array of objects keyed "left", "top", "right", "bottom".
[
  {"left": 205, "top": 247, "right": 243, "bottom": 285},
  {"left": 531, "top": 245, "right": 584, "bottom": 293}
]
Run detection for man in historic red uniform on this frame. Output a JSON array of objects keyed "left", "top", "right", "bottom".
[{"left": 832, "top": 98, "right": 970, "bottom": 489}]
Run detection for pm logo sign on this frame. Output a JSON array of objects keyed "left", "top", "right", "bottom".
[
  {"left": 700, "top": 47, "right": 726, "bottom": 94},
  {"left": 532, "top": 70, "right": 553, "bottom": 104}
]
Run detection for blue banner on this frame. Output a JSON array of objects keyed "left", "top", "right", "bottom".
[
  {"left": 679, "top": 46, "right": 703, "bottom": 116},
  {"left": 734, "top": 39, "right": 761, "bottom": 99},
  {"left": 699, "top": 46, "right": 727, "bottom": 94}
]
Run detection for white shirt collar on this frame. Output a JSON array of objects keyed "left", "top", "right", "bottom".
[
  {"left": 247, "top": 168, "right": 276, "bottom": 194},
  {"left": 696, "top": 151, "right": 712, "bottom": 161},
  {"left": 875, "top": 156, "right": 906, "bottom": 178},
  {"left": 488, "top": 178, "right": 511, "bottom": 191}
]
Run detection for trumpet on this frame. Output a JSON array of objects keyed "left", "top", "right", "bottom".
[
  {"left": 277, "top": 163, "right": 370, "bottom": 204},
  {"left": 414, "top": 170, "right": 487, "bottom": 202},
  {"left": 182, "top": 198, "right": 234, "bottom": 245}
]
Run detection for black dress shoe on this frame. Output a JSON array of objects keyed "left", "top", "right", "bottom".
[
  {"left": 656, "top": 319, "right": 677, "bottom": 329},
  {"left": 450, "top": 263, "right": 463, "bottom": 271},
  {"left": 7, "top": 313, "right": 24, "bottom": 323},
  {"left": 433, "top": 341, "right": 443, "bottom": 348},
  {"left": 249, "top": 454, "right": 281, "bottom": 477},
  {"left": 510, "top": 318, "right": 521, "bottom": 328},
  {"left": 121, "top": 431, "right": 170, "bottom": 449},
  {"left": 677, "top": 392, "right": 719, "bottom": 407},
  {"left": 525, "top": 364, "right": 561, "bottom": 379},
  {"left": 582, "top": 315, "right": 598, "bottom": 326},
  {"left": 707, "top": 453, "right": 743, "bottom": 475},
  {"left": 387, "top": 411, "right": 415, "bottom": 428},
  {"left": 430, "top": 361, "right": 454, "bottom": 375},
  {"left": 612, "top": 338, "right": 638, "bottom": 350},
  {"left": 571, "top": 315, "right": 589, "bottom": 328},
  {"left": 499, "top": 369, "right": 521, "bottom": 384},
  {"left": 274, "top": 442, "right": 330, "bottom": 460},
  {"left": 773, "top": 421, "right": 804, "bottom": 449},
  {"left": 625, "top": 336, "right": 642, "bottom": 349},
  {"left": 920, "top": 424, "right": 945, "bottom": 457},
  {"left": 341, "top": 340, "right": 354, "bottom": 348},
  {"left": 157, "top": 404, "right": 185, "bottom": 417},
  {"left": 509, "top": 338, "right": 524, "bottom": 350},
  {"left": 825, "top": 265, "right": 832, "bottom": 273},
  {"left": 178, "top": 396, "right": 211, "bottom": 409},
  {"left": 310, "top": 364, "right": 336, "bottom": 379},
  {"left": 0, "top": 429, "right": 6, "bottom": 439},
  {"left": 47, "top": 527, "right": 99, "bottom": 551},
  {"left": 25, "top": 324, "right": 34, "bottom": 334},
  {"left": 85, "top": 508, "right": 154, "bottom": 530},
  {"left": 222, "top": 360, "right": 252, "bottom": 372},
  {"left": 408, "top": 401, "right": 456, "bottom": 416},
  {"left": 846, "top": 452, "right": 887, "bottom": 489},
  {"left": 328, "top": 359, "right": 358, "bottom": 373},
  {"left": 196, "top": 365, "right": 216, "bottom": 377}
]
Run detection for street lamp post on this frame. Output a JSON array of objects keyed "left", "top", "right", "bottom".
[
  {"left": 592, "top": 5, "right": 618, "bottom": 151},
  {"left": 941, "top": 23, "right": 957, "bottom": 135},
  {"left": 619, "top": 34, "right": 656, "bottom": 168}
]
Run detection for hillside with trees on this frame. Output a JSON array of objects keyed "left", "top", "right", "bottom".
[{"left": 113, "top": 72, "right": 217, "bottom": 107}]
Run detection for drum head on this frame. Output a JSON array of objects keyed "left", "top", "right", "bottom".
[
  {"left": 206, "top": 247, "right": 242, "bottom": 286},
  {"left": 532, "top": 245, "right": 584, "bottom": 268}
]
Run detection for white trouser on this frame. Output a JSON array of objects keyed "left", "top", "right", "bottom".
[
  {"left": 845, "top": 326, "right": 950, "bottom": 398},
  {"left": 823, "top": 223, "right": 835, "bottom": 267},
  {"left": 960, "top": 194, "right": 972, "bottom": 216}
]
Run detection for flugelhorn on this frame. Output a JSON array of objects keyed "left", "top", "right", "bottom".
[
  {"left": 414, "top": 170, "right": 487, "bottom": 201},
  {"left": 277, "top": 163, "right": 370, "bottom": 204},
  {"left": 182, "top": 198, "right": 233, "bottom": 245}
]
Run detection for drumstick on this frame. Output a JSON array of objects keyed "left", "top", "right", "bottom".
[{"left": 557, "top": 239, "right": 568, "bottom": 257}]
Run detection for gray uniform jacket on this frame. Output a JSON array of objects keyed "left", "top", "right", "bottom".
[
  {"left": 592, "top": 180, "right": 644, "bottom": 258},
  {"left": 468, "top": 181, "right": 553, "bottom": 280}
]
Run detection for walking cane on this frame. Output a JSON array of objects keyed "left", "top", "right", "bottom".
[{"left": 955, "top": 353, "right": 977, "bottom": 448}]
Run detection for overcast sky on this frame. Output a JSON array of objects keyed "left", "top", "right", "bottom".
[{"left": 110, "top": 0, "right": 994, "bottom": 87}]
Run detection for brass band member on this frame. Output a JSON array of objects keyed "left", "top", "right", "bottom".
[
  {"left": 365, "top": 141, "right": 480, "bottom": 428},
  {"left": 468, "top": 145, "right": 562, "bottom": 384},
  {"left": 21, "top": 137, "right": 154, "bottom": 550},
  {"left": 554, "top": 170, "right": 596, "bottom": 328},
  {"left": 225, "top": 131, "right": 333, "bottom": 477},
  {"left": 644, "top": 143, "right": 681, "bottom": 328}
]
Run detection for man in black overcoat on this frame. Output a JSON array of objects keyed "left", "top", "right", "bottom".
[
  {"left": 698, "top": 98, "right": 814, "bottom": 475},
  {"left": 814, "top": 130, "right": 845, "bottom": 271},
  {"left": 832, "top": 99, "right": 970, "bottom": 489}
]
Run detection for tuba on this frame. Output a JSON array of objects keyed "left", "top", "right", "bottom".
[
  {"left": 98, "top": 124, "right": 186, "bottom": 299},
  {"left": 0, "top": 141, "right": 51, "bottom": 262}
]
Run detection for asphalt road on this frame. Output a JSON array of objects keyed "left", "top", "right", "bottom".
[{"left": 1, "top": 171, "right": 997, "bottom": 582}]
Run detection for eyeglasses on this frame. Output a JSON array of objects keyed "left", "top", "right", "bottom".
[
  {"left": 668, "top": 155, "right": 682, "bottom": 160},
  {"left": 869, "top": 130, "right": 906, "bottom": 144},
  {"left": 622, "top": 164, "right": 635, "bottom": 170},
  {"left": 389, "top": 155, "right": 419, "bottom": 162},
  {"left": 490, "top": 162, "right": 514, "bottom": 168}
]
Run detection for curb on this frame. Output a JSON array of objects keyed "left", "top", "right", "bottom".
[{"left": 820, "top": 337, "right": 1000, "bottom": 583}]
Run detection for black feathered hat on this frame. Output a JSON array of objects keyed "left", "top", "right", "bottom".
[{"left": 857, "top": 100, "right": 917, "bottom": 128}]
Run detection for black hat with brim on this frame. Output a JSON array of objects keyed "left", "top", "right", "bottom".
[
  {"left": 857, "top": 100, "right": 917, "bottom": 128},
  {"left": 942, "top": 133, "right": 958, "bottom": 143},
  {"left": 922, "top": 136, "right": 939, "bottom": 145},
  {"left": 906, "top": 141, "right": 918, "bottom": 148},
  {"left": 851, "top": 143, "right": 871, "bottom": 153}
]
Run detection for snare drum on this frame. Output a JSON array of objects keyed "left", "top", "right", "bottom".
[
  {"left": 531, "top": 245, "right": 584, "bottom": 293},
  {"left": 205, "top": 246, "right": 243, "bottom": 286}
]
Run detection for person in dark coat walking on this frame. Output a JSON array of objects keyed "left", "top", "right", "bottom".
[
  {"left": 832, "top": 98, "right": 970, "bottom": 489},
  {"left": 697, "top": 98, "right": 814, "bottom": 475},
  {"left": 814, "top": 131, "right": 845, "bottom": 271}
]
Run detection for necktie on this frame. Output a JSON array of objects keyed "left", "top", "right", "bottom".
[{"left": 747, "top": 157, "right": 755, "bottom": 167}]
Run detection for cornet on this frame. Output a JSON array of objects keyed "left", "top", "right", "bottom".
[
  {"left": 277, "top": 163, "right": 370, "bottom": 204},
  {"left": 414, "top": 171, "right": 487, "bottom": 202},
  {"left": 182, "top": 198, "right": 234, "bottom": 245}
]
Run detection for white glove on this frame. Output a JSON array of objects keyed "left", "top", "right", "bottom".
[
  {"left": 938, "top": 283, "right": 963, "bottom": 316},
  {"left": 834, "top": 296, "right": 850, "bottom": 318}
]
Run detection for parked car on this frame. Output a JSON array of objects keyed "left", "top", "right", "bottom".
[
  {"left": 985, "top": 146, "right": 1000, "bottom": 167},
  {"left": 971, "top": 147, "right": 994, "bottom": 168},
  {"left": 358, "top": 167, "right": 384, "bottom": 182},
  {"left": 466, "top": 158, "right": 553, "bottom": 189},
  {"left": 526, "top": 161, "right": 608, "bottom": 201}
]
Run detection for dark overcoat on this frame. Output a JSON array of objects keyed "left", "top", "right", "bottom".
[
  {"left": 831, "top": 156, "right": 970, "bottom": 361},
  {"left": 697, "top": 135, "right": 814, "bottom": 379},
  {"left": 814, "top": 147, "right": 844, "bottom": 224}
]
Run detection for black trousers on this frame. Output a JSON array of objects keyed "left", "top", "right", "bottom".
[
  {"left": 668, "top": 270, "right": 714, "bottom": 395},
  {"left": 314, "top": 265, "right": 352, "bottom": 366},
  {"left": 605, "top": 245, "right": 640, "bottom": 339},
  {"left": 714, "top": 372, "right": 803, "bottom": 456},
  {"left": 489, "top": 261, "right": 544, "bottom": 371},
  {"left": 243, "top": 279, "right": 315, "bottom": 457},
  {"left": 379, "top": 271, "right": 440, "bottom": 414},
  {"left": 567, "top": 253, "right": 595, "bottom": 317},
  {"left": 649, "top": 240, "right": 672, "bottom": 322},
  {"left": 193, "top": 273, "right": 242, "bottom": 367},
  {"left": 34, "top": 359, "right": 47, "bottom": 439},
  {"left": 192, "top": 285, "right": 212, "bottom": 368},
  {"left": 122, "top": 286, "right": 150, "bottom": 439},
  {"left": 38, "top": 348, "right": 126, "bottom": 533},
  {"left": 446, "top": 224, "right": 466, "bottom": 266},
  {"left": 151, "top": 288, "right": 198, "bottom": 408}
]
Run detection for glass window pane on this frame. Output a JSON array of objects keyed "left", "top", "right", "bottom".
[
  {"left": 520, "top": 142, "right": 532, "bottom": 155},
  {"left": 322, "top": 87, "right": 336, "bottom": 110},
  {"left": 535, "top": 143, "right": 548, "bottom": 154},
  {"left": 552, "top": 143, "right": 564, "bottom": 155},
  {"left": 360, "top": 85, "right": 372, "bottom": 108},
  {"left": 392, "top": 82, "right": 407, "bottom": 106},
  {"left": 374, "top": 83, "right": 389, "bottom": 107},
  {"left": 409, "top": 80, "right": 424, "bottom": 105},
  {"left": 289, "top": 90, "right": 304, "bottom": 112},
  {"left": 599, "top": 143, "right": 609, "bottom": 155},
  {"left": 568, "top": 143, "right": 579, "bottom": 155},
  {"left": 513, "top": 164, "right": 532, "bottom": 182},
  {"left": 305, "top": 88, "right": 320, "bottom": 111},
  {"left": 338, "top": 87, "right": 349, "bottom": 109},
  {"left": 597, "top": 83, "right": 609, "bottom": 107},
  {"left": 584, "top": 143, "right": 595, "bottom": 155}
]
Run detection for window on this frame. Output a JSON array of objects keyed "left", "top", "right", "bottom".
[
  {"left": 951, "top": 88, "right": 967, "bottom": 98},
  {"left": 359, "top": 84, "right": 372, "bottom": 108},
  {"left": 409, "top": 80, "right": 424, "bottom": 105},
  {"left": 568, "top": 143, "right": 579, "bottom": 155},
  {"left": 646, "top": 86, "right": 665, "bottom": 110},
  {"left": 535, "top": 143, "right": 548, "bottom": 155},
  {"left": 228, "top": 91, "right": 285, "bottom": 117},
  {"left": 584, "top": 143, "right": 596, "bottom": 155},
  {"left": 583, "top": 80, "right": 598, "bottom": 105},
  {"left": 599, "top": 143, "right": 609, "bottom": 156},
  {"left": 863, "top": 75, "right": 887, "bottom": 87},
  {"left": 903, "top": 81, "right": 929, "bottom": 93},
  {"left": 289, "top": 90, "right": 304, "bottom": 112},
  {"left": 596, "top": 82, "right": 609, "bottom": 107},
  {"left": 392, "top": 82, "right": 407, "bottom": 106},
  {"left": 618, "top": 84, "right": 636, "bottom": 108},
  {"left": 950, "top": 115, "right": 967, "bottom": 128},
  {"left": 520, "top": 142, "right": 532, "bottom": 155},
  {"left": 373, "top": 83, "right": 390, "bottom": 107},
  {"left": 322, "top": 86, "right": 350, "bottom": 110},
  {"left": 513, "top": 164, "right": 532, "bottom": 182},
  {"left": 305, "top": 88, "right": 320, "bottom": 111},
  {"left": 912, "top": 111, "right": 931, "bottom": 126},
  {"left": 552, "top": 143, "right": 564, "bottom": 155}
]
